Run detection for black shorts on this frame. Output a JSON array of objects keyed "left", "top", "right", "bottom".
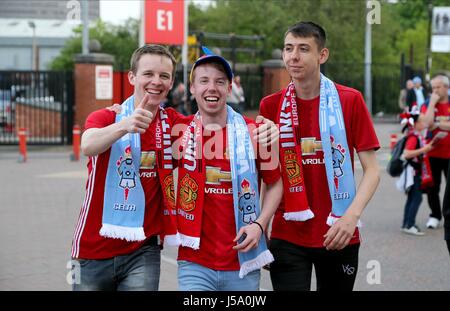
[{"left": 269, "top": 238, "right": 360, "bottom": 291}]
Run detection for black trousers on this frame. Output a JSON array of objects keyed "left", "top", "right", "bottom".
[
  {"left": 269, "top": 238, "right": 359, "bottom": 291},
  {"left": 427, "top": 157, "right": 449, "bottom": 220},
  {"left": 443, "top": 161, "right": 450, "bottom": 252},
  {"left": 446, "top": 240, "right": 450, "bottom": 256}
]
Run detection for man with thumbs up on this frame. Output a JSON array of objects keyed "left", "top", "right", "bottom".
[
  {"left": 70, "top": 44, "right": 280, "bottom": 291},
  {"left": 70, "top": 45, "right": 180, "bottom": 291}
]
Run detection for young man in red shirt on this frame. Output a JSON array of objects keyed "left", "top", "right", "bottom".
[
  {"left": 175, "top": 48, "right": 283, "bottom": 291},
  {"left": 71, "top": 44, "right": 280, "bottom": 291},
  {"left": 419, "top": 75, "right": 450, "bottom": 230},
  {"left": 70, "top": 45, "right": 180, "bottom": 290},
  {"left": 259, "top": 21, "right": 380, "bottom": 291}
]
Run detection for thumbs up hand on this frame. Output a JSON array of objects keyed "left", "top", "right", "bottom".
[{"left": 122, "top": 93, "right": 154, "bottom": 134}]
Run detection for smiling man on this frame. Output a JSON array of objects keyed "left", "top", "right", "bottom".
[
  {"left": 259, "top": 21, "right": 380, "bottom": 291},
  {"left": 71, "top": 45, "right": 180, "bottom": 291},
  {"left": 175, "top": 47, "right": 283, "bottom": 291}
]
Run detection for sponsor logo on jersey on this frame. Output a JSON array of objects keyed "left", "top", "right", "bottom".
[{"left": 140, "top": 151, "right": 156, "bottom": 169}]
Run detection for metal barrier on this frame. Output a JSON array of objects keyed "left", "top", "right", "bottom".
[{"left": 0, "top": 71, "right": 74, "bottom": 145}]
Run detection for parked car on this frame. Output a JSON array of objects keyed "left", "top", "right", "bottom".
[{"left": 0, "top": 89, "right": 13, "bottom": 133}]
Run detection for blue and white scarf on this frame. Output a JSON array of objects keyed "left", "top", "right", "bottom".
[
  {"left": 318, "top": 74, "right": 357, "bottom": 226},
  {"left": 100, "top": 96, "right": 146, "bottom": 241},
  {"left": 279, "top": 75, "right": 358, "bottom": 226},
  {"left": 227, "top": 106, "right": 274, "bottom": 278},
  {"left": 176, "top": 105, "right": 274, "bottom": 278}
]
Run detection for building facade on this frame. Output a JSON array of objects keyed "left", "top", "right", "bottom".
[
  {"left": 0, "top": 0, "right": 100, "bottom": 70},
  {"left": 0, "top": 0, "right": 99, "bottom": 21}
]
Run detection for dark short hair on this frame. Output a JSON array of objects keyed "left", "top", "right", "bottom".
[
  {"left": 130, "top": 44, "right": 177, "bottom": 77},
  {"left": 284, "top": 21, "right": 327, "bottom": 50}
]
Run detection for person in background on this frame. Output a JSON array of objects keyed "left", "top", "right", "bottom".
[
  {"left": 168, "top": 82, "right": 188, "bottom": 115},
  {"left": 399, "top": 79, "right": 414, "bottom": 112},
  {"left": 227, "top": 75, "right": 245, "bottom": 113},
  {"left": 407, "top": 76, "right": 427, "bottom": 112},
  {"left": 419, "top": 75, "right": 450, "bottom": 230},
  {"left": 399, "top": 111, "right": 434, "bottom": 236}
]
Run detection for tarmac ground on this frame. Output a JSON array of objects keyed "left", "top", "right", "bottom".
[{"left": 0, "top": 120, "right": 449, "bottom": 291}]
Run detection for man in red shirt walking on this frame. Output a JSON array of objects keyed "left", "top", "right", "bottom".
[
  {"left": 259, "top": 21, "right": 380, "bottom": 291},
  {"left": 420, "top": 75, "right": 450, "bottom": 230}
]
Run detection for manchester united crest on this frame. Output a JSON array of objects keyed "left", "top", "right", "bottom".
[
  {"left": 284, "top": 149, "right": 303, "bottom": 185},
  {"left": 163, "top": 174, "right": 175, "bottom": 209},
  {"left": 179, "top": 174, "right": 198, "bottom": 212}
]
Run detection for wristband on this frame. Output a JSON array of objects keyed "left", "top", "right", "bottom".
[{"left": 252, "top": 220, "right": 264, "bottom": 235}]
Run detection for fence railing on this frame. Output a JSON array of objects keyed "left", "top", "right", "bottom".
[{"left": 0, "top": 71, "right": 74, "bottom": 145}]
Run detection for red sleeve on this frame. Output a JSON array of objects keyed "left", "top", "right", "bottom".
[
  {"left": 84, "top": 108, "right": 115, "bottom": 130},
  {"left": 348, "top": 90, "right": 380, "bottom": 152},
  {"left": 259, "top": 97, "right": 272, "bottom": 120},
  {"left": 165, "top": 107, "right": 184, "bottom": 124},
  {"left": 405, "top": 135, "right": 418, "bottom": 151},
  {"left": 259, "top": 91, "right": 282, "bottom": 123}
]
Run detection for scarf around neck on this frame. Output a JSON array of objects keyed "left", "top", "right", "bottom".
[
  {"left": 100, "top": 96, "right": 179, "bottom": 244},
  {"left": 176, "top": 105, "right": 273, "bottom": 278},
  {"left": 278, "top": 74, "right": 358, "bottom": 226}
]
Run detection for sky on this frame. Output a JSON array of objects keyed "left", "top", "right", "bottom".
[
  {"left": 100, "top": 0, "right": 211, "bottom": 25},
  {"left": 100, "top": 0, "right": 141, "bottom": 25}
]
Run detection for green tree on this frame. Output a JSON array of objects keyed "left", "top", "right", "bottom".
[{"left": 50, "top": 19, "right": 139, "bottom": 71}]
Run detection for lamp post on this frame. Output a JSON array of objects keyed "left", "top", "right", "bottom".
[
  {"left": 425, "top": 0, "right": 433, "bottom": 83},
  {"left": 81, "top": 0, "right": 89, "bottom": 55},
  {"left": 28, "top": 21, "right": 37, "bottom": 71},
  {"left": 364, "top": 0, "right": 372, "bottom": 115}
]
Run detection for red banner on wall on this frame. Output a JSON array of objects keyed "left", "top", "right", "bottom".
[{"left": 144, "top": 0, "right": 185, "bottom": 45}]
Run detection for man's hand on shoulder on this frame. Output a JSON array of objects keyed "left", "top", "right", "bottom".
[{"left": 253, "top": 115, "right": 279, "bottom": 148}]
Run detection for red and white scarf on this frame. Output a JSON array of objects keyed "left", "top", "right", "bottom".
[
  {"left": 414, "top": 132, "right": 433, "bottom": 189},
  {"left": 176, "top": 114, "right": 205, "bottom": 249},
  {"left": 155, "top": 108, "right": 180, "bottom": 246},
  {"left": 277, "top": 84, "right": 314, "bottom": 221}
]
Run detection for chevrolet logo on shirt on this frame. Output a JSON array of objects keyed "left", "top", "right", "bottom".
[
  {"left": 301, "top": 137, "right": 322, "bottom": 155},
  {"left": 140, "top": 151, "right": 156, "bottom": 169},
  {"left": 206, "top": 166, "right": 231, "bottom": 185}
]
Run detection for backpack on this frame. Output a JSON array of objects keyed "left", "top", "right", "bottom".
[{"left": 386, "top": 135, "right": 408, "bottom": 177}]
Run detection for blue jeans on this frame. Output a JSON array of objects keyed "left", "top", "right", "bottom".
[
  {"left": 178, "top": 260, "right": 260, "bottom": 291},
  {"left": 403, "top": 175, "right": 423, "bottom": 229},
  {"left": 72, "top": 244, "right": 161, "bottom": 291}
]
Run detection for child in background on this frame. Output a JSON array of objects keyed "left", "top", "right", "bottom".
[{"left": 400, "top": 112, "right": 434, "bottom": 236}]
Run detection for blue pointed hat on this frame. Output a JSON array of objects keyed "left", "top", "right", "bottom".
[{"left": 190, "top": 46, "right": 233, "bottom": 82}]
